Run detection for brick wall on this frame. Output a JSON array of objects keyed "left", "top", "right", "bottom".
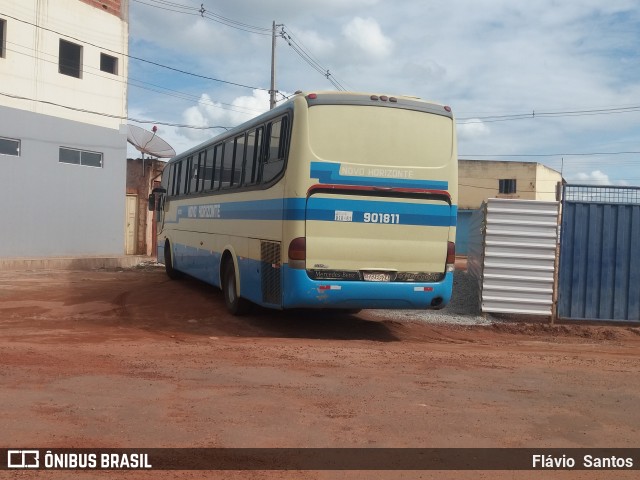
[
  {"left": 127, "top": 158, "right": 166, "bottom": 255},
  {"left": 79, "top": 0, "right": 124, "bottom": 19}
]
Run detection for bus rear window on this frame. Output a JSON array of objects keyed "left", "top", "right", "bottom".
[{"left": 308, "top": 105, "right": 453, "bottom": 168}]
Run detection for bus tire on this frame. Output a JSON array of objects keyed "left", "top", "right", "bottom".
[
  {"left": 222, "top": 259, "right": 251, "bottom": 315},
  {"left": 164, "top": 240, "right": 182, "bottom": 280}
]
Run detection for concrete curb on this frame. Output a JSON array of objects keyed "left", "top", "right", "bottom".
[{"left": 0, "top": 255, "right": 155, "bottom": 271}]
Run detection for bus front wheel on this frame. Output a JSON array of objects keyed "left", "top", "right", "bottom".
[
  {"left": 222, "top": 260, "right": 251, "bottom": 316},
  {"left": 164, "top": 241, "right": 182, "bottom": 280}
]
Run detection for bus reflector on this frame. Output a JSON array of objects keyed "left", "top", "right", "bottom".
[
  {"left": 446, "top": 241, "right": 455, "bottom": 272},
  {"left": 307, "top": 93, "right": 318, "bottom": 100},
  {"left": 319, "top": 285, "right": 342, "bottom": 291},
  {"left": 288, "top": 237, "right": 306, "bottom": 261},
  {"left": 414, "top": 286, "right": 434, "bottom": 292},
  {"left": 444, "top": 106, "right": 452, "bottom": 112}
]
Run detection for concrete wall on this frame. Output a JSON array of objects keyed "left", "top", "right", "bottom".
[
  {"left": 0, "top": 0, "right": 128, "bottom": 130},
  {"left": 0, "top": 105, "right": 127, "bottom": 257},
  {"left": 459, "top": 160, "right": 563, "bottom": 210},
  {"left": 535, "top": 163, "right": 563, "bottom": 201},
  {"left": 459, "top": 160, "right": 538, "bottom": 210}
]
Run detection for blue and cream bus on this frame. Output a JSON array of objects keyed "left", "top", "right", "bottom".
[{"left": 151, "top": 92, "right": 458, "bottom": 314}]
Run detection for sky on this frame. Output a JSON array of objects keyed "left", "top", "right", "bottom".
[{"left": 127, "top": 0, "right": 640, "bottom": 186}]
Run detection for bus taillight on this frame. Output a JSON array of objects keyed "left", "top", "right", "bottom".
[
  {"left": 446, "top": 241, "right": 455, "bottom": 272},
  {"left": 288, "top": 237, "right": 306, "bottom": 269}
]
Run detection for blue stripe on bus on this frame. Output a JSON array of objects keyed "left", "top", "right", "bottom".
[
  {"left": 310, "top": 161, "right": 449, "bottom": 190},
  {"left": 171, "top": 198, "right": 456, "bottom": 226},
  {"left": 174, "top": 199, "right": 306, "bottom": 222},
  {"left": 307, "top": 198, "right": 456, "bottom": 226}
]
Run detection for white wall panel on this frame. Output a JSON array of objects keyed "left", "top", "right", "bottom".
[{"left": 468, "top": 199, "right": 560, "bottom": 316}]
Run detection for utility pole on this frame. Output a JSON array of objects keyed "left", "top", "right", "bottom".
[{"left": 269, "top": 20, "right": 277, "bottom": 110}]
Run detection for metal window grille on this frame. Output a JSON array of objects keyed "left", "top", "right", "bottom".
[{"left": 563, "top": 184, "right": 640, "bottom": 205}]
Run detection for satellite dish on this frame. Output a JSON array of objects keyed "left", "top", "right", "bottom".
[{"left": 126, "top": 124, "right": 176, "bottom": 159}]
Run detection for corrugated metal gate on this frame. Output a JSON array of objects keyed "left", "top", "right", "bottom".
[
  {"left": 468, "top": 199, "right": 560, "bottom": 316},
  {"left": 557, "top": 185, "right": 640, "bottom": 321}
]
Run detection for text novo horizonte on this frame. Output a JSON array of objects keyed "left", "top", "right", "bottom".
[{"left": 340, "top": 166, "right": 415, "bottom": 179}]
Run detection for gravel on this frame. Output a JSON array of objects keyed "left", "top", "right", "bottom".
[{"left": 367, "top": 270, "right": 496, "bottom": 325}]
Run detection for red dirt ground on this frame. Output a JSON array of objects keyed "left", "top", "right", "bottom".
[{"left": 1, "top": 266, "right": 639, "bottom": 480}]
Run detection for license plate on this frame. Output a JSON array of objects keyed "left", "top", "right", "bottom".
[{"left": 363, "top": 272, "right": 392, "bottom": 282}]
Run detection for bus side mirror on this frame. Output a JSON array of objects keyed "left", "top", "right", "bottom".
[
  {"left": 148, "top": 194, "right": 156, "bottom": 212},
  {"left": 148, "top": 187, "right": 167, "bottom": 211}
]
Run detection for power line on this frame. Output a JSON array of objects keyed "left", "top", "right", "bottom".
[
  {"left": 2, "top": 12, "right": 268, "bottom": 92},
  {"left": 279, "top": 26, "right": 348, "bottom": 91},
  {"left": 457, "top": 105, "right": 640, "bottom": 124},
  {"left": 5, "top": 40, "right": 266, "bottom": 117},
  {"left": 0, "top": 91, "right": 230, "bottom": 130},
  {"left": 132, "top": 1, "right": 349, "bottom": 91},
  {"left": 132, "top": 0, "right": 272, "bottom": 35},
  {"left": 461, "top": 152, "right": 640, "bottom": 158},
  {"left": 131, "top": 0, "right": 200, "bottom": 16},
  {"left": 134, "top": 0, "right": 200, "bottom": 12}
]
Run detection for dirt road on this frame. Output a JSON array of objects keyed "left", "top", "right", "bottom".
[{"left": 1, "top": 266, "right": 639, "bottom": 479}]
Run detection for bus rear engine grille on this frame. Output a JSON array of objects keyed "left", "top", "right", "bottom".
[{"left": 261, "top": 241, "right": 282, "bottom": 304}]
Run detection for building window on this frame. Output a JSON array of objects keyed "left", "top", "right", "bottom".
[
  {"left": 0, "top": 18, "right": 6, "bottom": 59},
  {"left": 59, "top": 39, "right": 82, "bottom": 78},
  {"left": 0, "top": 136, "right": 20, "bottom": 156},
  {"left": 499, "top": 179, "right": 517, "bottom": 194},
  {"left": 100, "top": 53, "right": 118, "bottom": 74},
  {"left": 59, "top": 147, "right": 103, "bottom": 167}
]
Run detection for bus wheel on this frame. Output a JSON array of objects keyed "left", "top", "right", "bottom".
[
  {"left": 222, "top": 260, "right": 251, "bottom": 316},
  {"left": 164, "top": 241, "right": 182, "bottom": 280}
]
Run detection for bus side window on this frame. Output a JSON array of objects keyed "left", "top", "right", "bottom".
[
  {"left": 212, "top": 144, "right": 222, "bottom": 190},
  {"left": 220, "top": 139, "right": 234, "bottom": 189},
  {"left": 196, "top": 150, "right": 207, "bottom": 192},
  {"left": 262, "top": 116, "right": 289, "bottom": 184},
  {"left": 175, "top": 161, "right": 183, "bottom": 196},
  {"left": 232, "top": 134, "right": 245, "bottom": 187},
  {"left": 244, "top": 127, "right": 263, "bottom": 186},
  {"left": 167, "top": 163, "right": 175, "bottom": 196},
  {"left": 188, "top": 155, "right": 198, "bottom": 194},
  {"left": 204, "top": 147, "right": 215, "bottom": 191}
]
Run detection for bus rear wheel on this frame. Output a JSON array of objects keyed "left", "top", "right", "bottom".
[
  {"left": 222, "top": 259, "right": 251, "bottom": 315},
  {"left": 164, "top": 241, "right": 182, "bottom": 280}
]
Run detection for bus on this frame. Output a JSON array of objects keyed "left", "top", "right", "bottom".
[{"left": 150, "top": 92, "right": 458, "bottom": 315}]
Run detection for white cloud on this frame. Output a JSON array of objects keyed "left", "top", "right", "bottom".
[
  {"left": 287, "top": 28, "right": 336, "bottom": 57},
  {"left": 342, "top": 17, "right": 393, "bottom": 59},
  {"left": 180, "top": 90, "right": 271, "bottom": 143},
  {"left": 457, "top": 120, "right": 490, "bottom": 140},
  {"left": 573, "top": 170, "right": 613, "bottom": 185}
]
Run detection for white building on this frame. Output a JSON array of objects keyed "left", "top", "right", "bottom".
[{"left": 0, "top": 0, "right": 129, "bottom": 257}]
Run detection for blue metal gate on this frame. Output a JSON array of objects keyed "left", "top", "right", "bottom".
[{"left": 558, "top": 185, "right": 640, "bottom": 321}]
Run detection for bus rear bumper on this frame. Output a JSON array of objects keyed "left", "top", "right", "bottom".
[{"left": 282, "top": 266, "right": 454, "bottom": 310}]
